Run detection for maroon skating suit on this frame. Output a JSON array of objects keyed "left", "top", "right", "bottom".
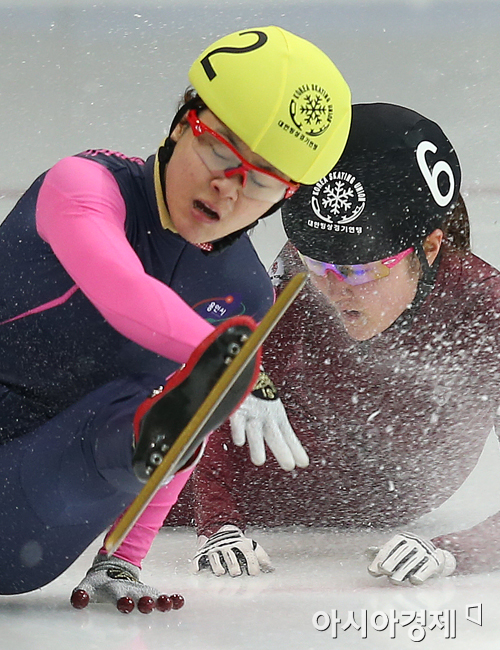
[{"left": 167, "top": 242, "right": 500, "bottom": 573}]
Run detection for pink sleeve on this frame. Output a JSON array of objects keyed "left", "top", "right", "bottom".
[
  {"left": 100, "top": 465, "right": 195, "bottom": 568},
  {"left": 36, "top": 156, "right": 213, "bottom": 365}
]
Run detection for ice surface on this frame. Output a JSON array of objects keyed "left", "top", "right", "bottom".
[
  {"left": 1, "top": 1, "right": 500, "bottom": 648},
  {"left": 1, "top": 528, "right": 500, "bottom": 650}
]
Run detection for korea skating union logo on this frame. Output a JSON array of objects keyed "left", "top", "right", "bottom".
[
  {"left": 310, "top": 170, "right": 366, "bottom": 228},
  {"left": 289, "top": 84, "right": 333, "bottom": 136}
]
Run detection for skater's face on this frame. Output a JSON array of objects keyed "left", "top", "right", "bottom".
[
  {"left": 307, "top": 230, "right": 443, "bottom": 341},
  {"left": 165, "top": 109, "right": 298, "bottom": 244}
]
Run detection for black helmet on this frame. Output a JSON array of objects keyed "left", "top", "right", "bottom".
[{"left": 282, "top": 102, "right": 461, "bottom": 265}]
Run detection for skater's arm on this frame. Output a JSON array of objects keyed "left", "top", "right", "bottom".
[
  {"left": 71, "top": 468, "right": 194, "bottom": 613},
  {"left": 36, "top": 156, "right": 213, "bottom": 364},
  {"left": 192, "top": 421, "right": 247, "bottom": 537},
  {"left": 431, "top": 414, "right": 500, "bottom": 574},
  {"left": 100, "top": 466, "right": 195, "bottom": 568},
  {"left": 431, "top": 509, "right": 500, "bottom": 574},
  {"left": 190, "top": 422, "right": 274, "bottom": 577}
]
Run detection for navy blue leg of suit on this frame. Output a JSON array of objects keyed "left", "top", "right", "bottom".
[{"left": 0, "top": 374, "right": 162, "bottom": 595}]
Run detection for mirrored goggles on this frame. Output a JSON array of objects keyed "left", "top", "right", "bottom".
[
  {"left": 299, "top": 247, "right": 415, "bottom": 286},
  {"left": 187, "top": 110, "right": 299, "bottom": 202}
]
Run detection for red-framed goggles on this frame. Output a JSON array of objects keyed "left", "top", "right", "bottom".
[
  {"left": 187, "top": 110, "right": 299, "bottom": 202},
  {"left": 299, "top": 247, "right": 415, "bottom": 286}
]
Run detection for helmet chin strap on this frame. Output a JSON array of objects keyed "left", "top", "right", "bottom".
[
  {"left": 157, "top": 95, "right": 204, "bottom": 205},
  {"left": 392, "top": 242, "right": 441, "bottom": 332}
]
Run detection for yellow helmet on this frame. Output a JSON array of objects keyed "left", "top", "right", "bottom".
[{"left": 189, "top": 26, "right": 351, "bottom": 185}]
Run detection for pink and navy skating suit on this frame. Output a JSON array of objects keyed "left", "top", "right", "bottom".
[{"left": 0, "top": 150, "right": 273, "bottom": 593}]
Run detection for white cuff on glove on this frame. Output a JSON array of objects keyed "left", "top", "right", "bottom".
[
  {"left": 368, "top": 532, "right": 456, "bottom": 585},
  {"left": 190, "top": 525, "right": 274, "bottom": 577},
  {"left": 230, "top": 393, "right": 309, "bottom": 471}
]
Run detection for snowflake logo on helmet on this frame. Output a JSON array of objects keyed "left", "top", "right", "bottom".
[
  {"left": 290, "top": 84, "right": 333, "bottom": 136},
  {"left": 310, "top": 170, "right": 366, "bottom": 225}
]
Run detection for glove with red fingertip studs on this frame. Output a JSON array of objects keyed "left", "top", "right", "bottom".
[{"left": 70, "top": 554, "right": 184, "bottom": 614}]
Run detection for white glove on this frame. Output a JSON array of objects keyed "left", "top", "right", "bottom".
[
  {"left": 191, "top": 525, "right": 274, "bottom": 577},
  {"left": 230, "top": 391, "right": 309, "bottom": 471},
  {"left": 70, "top": 554, "right": 184, "bottom": 613},
  {"left": 367, "top": 532, "right": 456, "bottom": 585}
]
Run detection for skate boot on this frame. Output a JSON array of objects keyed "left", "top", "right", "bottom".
[{"left": 132, "top": 315, "right": 261, "bottom": 482}]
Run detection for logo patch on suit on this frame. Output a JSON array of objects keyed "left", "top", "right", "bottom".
[{"left": 194, "top": 293, "right": 244, "bottom": 322}]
